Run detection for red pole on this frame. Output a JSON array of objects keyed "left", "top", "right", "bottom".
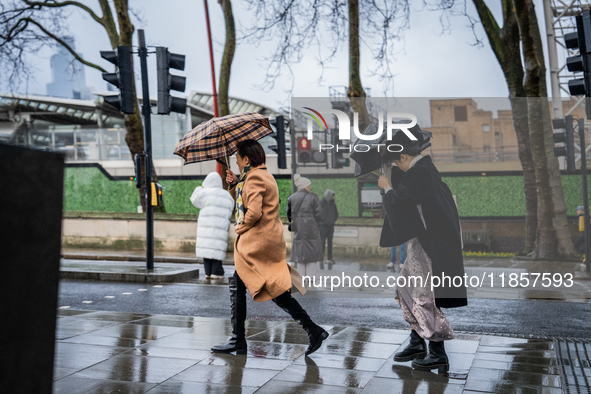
[{"left": 203, "top": 0, "right": 222, "bottom": 175}]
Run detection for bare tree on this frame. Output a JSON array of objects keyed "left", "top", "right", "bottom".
[
  {"left": 513, "top": 0, "right": 573, "bottom": 258},
  {"left": 347, "top": 0, "right": 371, "bottom": 131},
  {"left": 242, "top": 0, "right": 410, "bottom": 123},
  {"left": 218, "top": 0, "right": 235, "bottom": 117},
  {"left": 470, "top": 0, "right": 537, "bottom": 254},
  {"left": 433, "top": 0, "right": 574, "bottom": 258},
  {"left": 0, "top": 0, "right": 163, "bottom": 211}
]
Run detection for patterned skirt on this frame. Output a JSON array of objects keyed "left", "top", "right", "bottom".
[{"left": 396, "top": 237, "right": 455, "bottom": 342}]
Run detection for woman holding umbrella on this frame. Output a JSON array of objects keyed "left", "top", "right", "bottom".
[{"left": 211, "top": 139, "right": 328, "bottom": 356}]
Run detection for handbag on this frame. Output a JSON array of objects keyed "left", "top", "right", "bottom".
[{"left": 288, "top": 193, "right": 309, "bottom": 232}]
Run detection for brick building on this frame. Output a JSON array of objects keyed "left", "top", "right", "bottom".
[{"left": 426, "top": 98, "right": 587, "bottom": 172}]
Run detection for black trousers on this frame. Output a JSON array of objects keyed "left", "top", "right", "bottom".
[
  {"left": 204, "top": 258, "right": 225, "bottom": 276},
  {"left": 575, "top": 235, "right": 586, "bottom": 254},
  {"left": 319, "top": 225, "right": 334, "bottom": 261}
]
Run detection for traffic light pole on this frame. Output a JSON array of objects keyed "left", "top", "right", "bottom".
[
  {"left": 579, "top": 119, "right": 591, "bottom": 273},
  {"left": 290, "top": 119, "right": 297, "bottom": 194},
  {"left": 138, "top": 29, "right": 154, "bottom": 271}
]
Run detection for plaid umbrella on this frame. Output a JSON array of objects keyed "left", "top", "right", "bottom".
[{"left": 174, "top": 112, "right": 273, "bottom": 164}]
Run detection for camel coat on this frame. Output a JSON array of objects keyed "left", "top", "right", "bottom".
[{"left": 231, "top": 166, "right": 304, "bottom": 302}]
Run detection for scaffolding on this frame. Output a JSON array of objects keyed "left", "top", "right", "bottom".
[{"left": 544, "top": 0, "right": 591, "bottom": 166}]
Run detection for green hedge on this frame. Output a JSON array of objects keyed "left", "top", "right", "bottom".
[
  {"left": 62, "top": 167, "right": 591, "bottom": 217},
  {"left": 445, "top": 176, "right": 525, "bottom": 216},
  {"left": 159, "top": 179, "right": 203, "bottom": 214},
  {"left": 309, "top": 178, "right": 359, "bottom": 217},
  {"left": 446, "top": 175, "right": 591, "bottom": 216},
  {"left": 64, "top": 167, "right": 138, "bottom": 212}
]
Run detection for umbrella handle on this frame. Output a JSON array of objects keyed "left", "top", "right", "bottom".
[{"left": 222, "top": 136, "right": 232, "bottom": 191}]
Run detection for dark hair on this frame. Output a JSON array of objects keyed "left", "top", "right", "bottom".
[
  {"left": 236, "top": 139, "right": 266, "bottom": 167},
  {"left": 381, "top": 140, "right": 420, "bottom": 164}
]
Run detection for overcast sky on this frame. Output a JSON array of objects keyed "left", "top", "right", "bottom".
[{"left": 7, "top": 0, "right": 564, "bottom": 115}]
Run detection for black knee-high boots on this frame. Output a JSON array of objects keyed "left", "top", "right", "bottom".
[
  {"left": 272, "top": 291, "right": 328, "bottom": 356},
  {"left": 212, "top": 277, "right": 328, "bottom": 357},
  {"left": 211, "top": 276, "right": 247, "bottom": 354}
]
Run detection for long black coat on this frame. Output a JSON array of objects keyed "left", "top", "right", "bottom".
[
  {"left": 288, "top": 190, "right": 323, "bottom": 263},
  {"left": 380, "top": 156, "right": 467, "bottom": 308}
]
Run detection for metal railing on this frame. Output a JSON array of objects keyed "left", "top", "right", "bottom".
[
  {"left": 14, "top": 125, "right": 524, "bottom": 165},
  {"left": 429, "top": 147, "right": 520, "bottom": 163},
  {"left": 16, "top": 127, "right": 131, "bottom": 161}
]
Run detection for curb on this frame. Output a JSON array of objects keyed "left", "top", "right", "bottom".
[
  {"left": 514, "top": 255, "right": 582, "bottom": 262},
  {"left": 59, "top": 267, "right": 199, "bottom": 283},
  {"left": 62, "top": 253, "right": 235, "bottom": 265}
]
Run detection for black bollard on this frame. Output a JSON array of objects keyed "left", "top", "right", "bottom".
[{"left": 0, "top": 144, "right": 65, "bottom": 393}]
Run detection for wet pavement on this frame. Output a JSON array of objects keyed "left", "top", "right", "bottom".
[
  {"left": 54, "top": 250, "right": 591, "bottom": 392},
  {"left": 53, "top": 309, "right": 578, "bottom": 393}
]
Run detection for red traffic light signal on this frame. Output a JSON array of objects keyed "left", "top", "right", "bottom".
[
  {"left": 299, "top": 137, "right": 309, "bottom": 150},
  {"left": 297, "top": 137, "right": 311, "bottom": 163}
]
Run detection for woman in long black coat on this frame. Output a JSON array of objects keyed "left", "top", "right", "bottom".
[{"left": 378, "top": 129, "right": 467, "bottom": 374}]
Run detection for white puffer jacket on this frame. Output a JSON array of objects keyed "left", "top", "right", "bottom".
[{"left": 190, "top": 172, "right": 235, "bottom": 260}]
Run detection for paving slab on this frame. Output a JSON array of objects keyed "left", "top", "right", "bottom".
[{"left": 52, "top": 309, "right": 586, "bottom": 393}]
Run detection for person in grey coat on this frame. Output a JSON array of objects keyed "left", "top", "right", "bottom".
[
  {"left": 288, "top": 174, "right": 323, "bottom": 275},
  {"left": 319, "top": 189, "right": 338, "bottom": 265}
]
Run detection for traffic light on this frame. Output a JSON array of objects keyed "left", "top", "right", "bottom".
[
  {"left": 297, "top": 137, "right": 311, "bottom": 163},
  {"left": 156, "top": 47, "right": 187, "bottom": 114},
  {"left": 268, "top": 115, "right": 287, "bottom": 169},
  {"left": 151, "top": 182, "right": 163, "bottom": 207},
  {"left": 133, "top": 154, "right": 146, "bottom": 188},
  {"left": 100, "top": 46, "right": 135, "bottom": 114},
  {"left": 311, "top": 148, "right": 327, "bottom": 164},
  {"left": 565, "top": 11, "right": 591, "bottom": 119},
  {"left": 553, "top": 115, "right": 576, "bottom": 172},
  {"left": 331, "top": 131, "right": 350, "bottom": 169}
]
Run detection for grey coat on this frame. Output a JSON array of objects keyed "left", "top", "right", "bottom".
[{"left": 287, "top": 190, "right": 323, "bottom": 263}]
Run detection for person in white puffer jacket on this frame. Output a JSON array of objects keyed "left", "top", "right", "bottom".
[{"left": 190, "top": 172, "right": 235, "bottom": 279}]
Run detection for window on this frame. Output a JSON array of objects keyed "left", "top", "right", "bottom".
[
  {"left": 482, "top": 124, "right": 490, "bottom": 132},
  {"left": 454, "top": 106, "right": 467, "bottom": 121}
]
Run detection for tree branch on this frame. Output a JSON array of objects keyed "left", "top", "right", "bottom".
[
  {"left": 471, "top": 0, "right": 504, "bottom": 64},
  {"left": 24, "top": 17, "right": 107, "bottom": 72},
  {"left": 98, "top": 0, "right": 118, "bottom": 48},
  {"left": 1, "top": 16, "right": 29, "bottom": 42},
  {"left": 23, "top": 0, "right": 105, "bottom": 27}
]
